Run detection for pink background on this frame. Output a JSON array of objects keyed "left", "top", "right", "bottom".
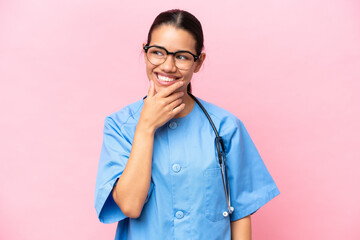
[{"left": 1, "top": 0, "right": 360, "bottom": 239}]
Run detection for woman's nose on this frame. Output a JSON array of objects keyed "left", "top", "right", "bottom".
[{"left": 160, "top": 54, "right": 177, "bottom": 72}]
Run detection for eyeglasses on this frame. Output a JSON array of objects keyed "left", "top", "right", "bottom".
[{"left": 143, "top": 45, "right": 200, "bottom": 70}]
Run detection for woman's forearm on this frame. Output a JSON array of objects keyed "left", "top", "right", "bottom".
[
  {"left": 111, "top": 120, "right": 155, "bottom": 218},
  {"left": 111, "top": 81, "right": 186, "bottom": 218},
  {"left": 231, "top": 215, "right": 252, "bottom": 240}
]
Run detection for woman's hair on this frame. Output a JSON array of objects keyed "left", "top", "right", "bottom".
[{"left": 146, "top": 9, "right": 204, "bottom": 93}]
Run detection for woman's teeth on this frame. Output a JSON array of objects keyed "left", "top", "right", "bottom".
[{"left": 157, "top": 74, "right": 176, "bottom": 82}]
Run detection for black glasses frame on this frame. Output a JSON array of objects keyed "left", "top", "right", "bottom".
[{"left": 143, "top": 45, "right": 200, "bottom": 62}]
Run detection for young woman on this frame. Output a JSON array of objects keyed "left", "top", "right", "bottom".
[{"left": 95, "top": 9, "right": 280, "bottom": 240}]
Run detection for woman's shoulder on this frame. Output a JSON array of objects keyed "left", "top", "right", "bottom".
[
  {"left": 196, "top": 97, "right": 241, "bottom": 122},
  {"left": 196, "top": 97, "right": 243, "bottom": 129},
  {"left": 105, "top": 98, "right": 144, "bottom": 127}
]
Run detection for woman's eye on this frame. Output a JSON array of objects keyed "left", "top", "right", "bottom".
[
  {"left": 153, "top": 51, "right": 163, "bottom": 56},
  {"left": 176, "top": 55, "right": 190, "bottom": 60}
]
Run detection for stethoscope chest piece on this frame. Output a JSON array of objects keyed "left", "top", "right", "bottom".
[{"left": 223, "top": 206, "right": 235, "bottom": 218}]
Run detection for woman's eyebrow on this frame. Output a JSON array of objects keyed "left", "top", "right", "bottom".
[{"left": 151, "top": 44, "right": 194, "bottom": 53}]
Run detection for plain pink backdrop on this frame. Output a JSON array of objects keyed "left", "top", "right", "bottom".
[{"left": 1, "top": 0, "right": 359, "bottom": 239}]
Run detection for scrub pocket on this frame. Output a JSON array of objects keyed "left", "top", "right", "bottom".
[{"left": 204, "top": 168, "right": 229, "bottom": 222}]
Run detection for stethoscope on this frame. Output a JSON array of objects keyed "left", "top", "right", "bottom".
[
  {"left": 143, "top": 92, "right": 234, "bottom": 216},
  {"left": 187, "top": 92, "right": 234, "bottom": 216}
]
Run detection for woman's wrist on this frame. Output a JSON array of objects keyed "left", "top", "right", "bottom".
[{"left": 137, "top": 119, "right": 156, "bottom": 136}]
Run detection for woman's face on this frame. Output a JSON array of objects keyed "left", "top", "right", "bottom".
[{"left": 144, "top": 24, "right": 205, "bottom": 94}]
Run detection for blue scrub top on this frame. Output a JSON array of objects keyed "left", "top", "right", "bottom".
[{"left": 95, "top": 97, "right": 280, "bottom": 240}]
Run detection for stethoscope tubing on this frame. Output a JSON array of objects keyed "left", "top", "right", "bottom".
[{"left": 187, "top": 92, "right": 234, "bottom": 215}]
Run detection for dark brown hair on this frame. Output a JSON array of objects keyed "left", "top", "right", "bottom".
[{"left": 146, "top": 9, "right": 204, "bottom": 93}]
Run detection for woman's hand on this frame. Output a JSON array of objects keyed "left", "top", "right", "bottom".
[{"left": 139, "top": 80, "right": 185, "bottom": 132}]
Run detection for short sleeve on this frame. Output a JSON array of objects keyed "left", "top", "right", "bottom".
[
  {"left": 94, "top": 116, "right": 153, "bottom": 223},
  {"left": 224, "top": 118, "right": 280, "bottom": 222}
]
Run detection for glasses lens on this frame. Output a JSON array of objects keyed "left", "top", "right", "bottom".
[
  {"left": 146, "top": 47, "right": 167, "bottom": 66},
  {"left": 174, "top": 52, "right": 194, "bottom": 70},
  {"left": 146, "top": 46, "right": 195, "bottom": 70}
]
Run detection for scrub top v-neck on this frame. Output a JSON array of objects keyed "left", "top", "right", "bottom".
[{"left": 95, "top": 97, "right": 280, "bottom": 240}]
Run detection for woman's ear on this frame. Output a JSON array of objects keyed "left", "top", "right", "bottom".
[
  {"left": 194, "top": 53, "right": 206, "bottom": 73},
  {"left": 142, "top": 43, "right": 147, "bottom": 62}
]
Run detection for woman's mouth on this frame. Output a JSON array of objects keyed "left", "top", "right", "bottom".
[{"left": 155, "top": 73, "right": 179, "bottom": 86}]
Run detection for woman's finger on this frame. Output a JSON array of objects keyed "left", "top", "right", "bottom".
[
  {"left": 168, "top": 98, "right": 183, "bottom": 117},
  {"left": 147, "top": 80, "right": 155, "bottom": 99},
  {"left": 157, "top": 81, "right": 183, "bottom": 98},
  {"left": 165, "top": 91, "right": 184, "bottom": 104},
  {"left": 171, "top": 103, "right": 186, "bottom": 116}
]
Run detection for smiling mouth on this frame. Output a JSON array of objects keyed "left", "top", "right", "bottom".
[
  {"left": 156, "top": 73, "right": 179, "bottom": 82},
  {"left": 155, "top": 73, "right": 182, "bottom": 86}
]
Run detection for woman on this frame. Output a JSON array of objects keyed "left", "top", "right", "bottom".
[{"left": 95, "top": 9, "right": 280, "bottom": 240}]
